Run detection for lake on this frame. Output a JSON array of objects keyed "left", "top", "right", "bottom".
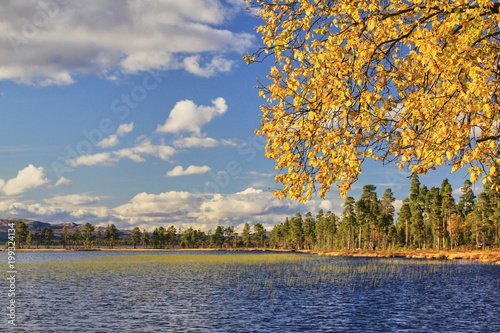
[{"left": 1, "top": 250, "right": 500, "bottom": 332}]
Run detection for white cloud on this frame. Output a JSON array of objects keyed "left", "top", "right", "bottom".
[
  {"left": 247, "top": 171, "right": 275, "bottom": 178},
  {"left": 54, "top": 177, "right": 73, "bottom": 187},
  {"left": 173, "top": 136, "right": 219, "bottom": 148},
  {"left": 166, "top": 165, "right": 211, "bottom": 177},
  {"left": 116, "top": 122, "right": 134, "bottom": 136},
  {"left": 97, "top": 134, "right": 119, "bottom": 148},
  {"left": 0, "top": 199, "right": 114, "bottom": 225},
  {"left": 0, "top": 186, "right": 344, "bottom": 233},
  {"left": 0, "top": 165, "right": 49, "bottom": 196},
  {"left": 113, "top": 191, "right": 200, "bottom": 225},
  {"left": 44, "top": 194, "right": 100, "bottom": 206},
  {"left": 193, "top": 188, "right": 294, "bottom": 222},
  {"left": 97, "top": 122, "right": 134, "bottom": 148},
  {"left": 68, "top": 152, "right": 116, "bottom": 167},
  {"left": 1, "top": 0, "right": 253, "bottom": 85},
  {"left": 68, "top": 139, "right": 176, "bottom": 167},
  {"left": 156, "top": 98, "right": 227, "bottom": 135},
  {"left": 172, "top": 136, "right": 237, "bottom": 148},
  {"left": 112, "top": 188, "right": 296, "bottom": 229},
  {"left": 183, "top": 55, "right": 233, "bottom": 77}
]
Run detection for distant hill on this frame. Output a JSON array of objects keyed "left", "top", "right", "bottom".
[{"left": 0, "top": 218, "right": 131, "bottom": 242}]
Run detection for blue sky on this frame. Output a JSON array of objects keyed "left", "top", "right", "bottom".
[{"left": 0, "top": 0, "right": 477, "bottom": 232}]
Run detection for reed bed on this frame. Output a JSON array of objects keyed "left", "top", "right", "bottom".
[{"left": 18, "top": 253, "right": 497, "bottom": 305}]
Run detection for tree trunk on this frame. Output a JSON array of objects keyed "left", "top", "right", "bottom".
[
  {"left": 358, "top": 226, "right": 362, "bottom": 249},
  {"left": 405, "top": 219, "right": 408, "bottom": 249}
]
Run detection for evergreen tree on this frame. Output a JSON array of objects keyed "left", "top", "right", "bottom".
[
  {"left": 42, "top": 227, "right": 54, "bottom": 248},
  {"left": 253, "top": 223, "right": 267, "bottom": 247},
  {"left": 15, "top": 221, "right": 28, "bottom": 249},
  {"left": 379, "top": 189, "right": 395, "bottom": 249},
  {"left": 441, "top": 179, "right": 455, "bottom": 248},
  {"left": 427, "top": 187, "right": 443, "bottom": 249},
  {"left": 356, "top": 185, "right": 378, "bottom": 249},
  {"left": 282, "top": 217, "right": 291, "bottom": 248},
  {"left": 152, "top": 228, "right": 160, "bottom": 248},
  {"left": 157, "top": 227, "right": 166, "bottom": 248},
  {"left": 34, "top": 227, "right": 42, "bottom": 249},
  {"left": 340, "top": 197, "right": 356, "bottom": 250},
  {"left": 302, "top": 212, "right": 316, "bottom": 249},
  {"left": 105, "top": 224, "right": 119, "bottom": 248},
  {"left": 410, "top": 203, "right": 425, "bottom": 249},
  {"left": 83, "top": 222, "right": 95, "bottom": 248},
  {"left": 141, "top": 229, "right": 150, "bottom": 248},
  {"left": 72, "top": 227, "right": 81, "bottom": 247},
  {"left": 458, "top": 180, "right": 476, "bottom": 218},
  {"left": 211, "top": 226, "right": 224, "bottom": 248},
  {"left": 96, "top": 230, "right": 103, "bottom": 247},
  {"left": 26, "top": 231, "right": 33, "bottom": 249},
  {"left": 242, "top": 222, "right": 251, "bottom": 247},
  {"left": 290, "top": 213, "right": 303, "bottom": 249},
  {"left": 397, "top": 199, "right": 412, "bottom": 248},
  {"left": 166, "top": 226, "right": 177, "bottom": 248},
  {"left": 131, "top": 227, "right": 141, "bottom": 248},
  {"left": 61, "top": 225, "right": 69, "bottom": 248},
  {"left": 269, "top": 224, "right": 284, "bottom": 248},
  {"left": 224, "top": 226, "right": 235, "bottom": 248},
  {"left": 474, "top": 192, "right": 492, "bottom": 249},
  {"left": 314, "top": 210, "right": 326, "bottom": 249}
]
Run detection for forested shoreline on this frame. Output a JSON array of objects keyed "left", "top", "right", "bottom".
[
  {"left": 7, "top": 175, "right": 500, "bottom": 252},
  {"left": 270, "top": 175, "right": 500, "bottom": 251}
]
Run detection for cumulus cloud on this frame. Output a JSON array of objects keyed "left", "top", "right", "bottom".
[
  {"left": 166, "top": 165, "right": 211, "bottom": 177},
  {"left": 172, "top": 136, "right": 237, "bottom": 148},
  {"left": 173, "top": 136, "right": 219, "bottom": 148},
  {"left": 0, "top": 199, "right": 115, "bottom": 226},
  {"left": 68, "top": 152, "right": 116, "bottom": 167},
  {"left": 97, "top": 135, "right": 120, "bottom": 148},
  {"left": 44, "top": 194, "right": 100, "bottom": 206},
  {"left": 68, "top": 138, "right": 176, "bottom": 167},
  {"left": 0, "top": 185, "right": 345, "bottom": 232},
  {"left": 97, "top": 122, "right": 134, "bottom": 148},
  {"left": 113, "top": 191, "right": 201, "bottom": 225},
  {"left": 156, "top": 98, "right": 227, "bottom": 135},
  {"left": 54, "top": 177, "right": 73, "bottom": 187},
  {"left": 0, "top": 165, "right": 49, "bottom": 196},
  {"left": 247, "top": 171, "right": 275, "bottom": 178},
  {"left": 1, "top": 0, "right": 253, "bottom": 85},
  {"left": 116, "top": 122, "right": 134, "bottom": 136},
  {"left": 183, "top": 55, "right": 233, "bottom": 77},
  {"left": 112, "top": 188, "right": 295, "bottom": 228},
  {"left": 193, "top": 188, "right": 295, "bottom": 222}
]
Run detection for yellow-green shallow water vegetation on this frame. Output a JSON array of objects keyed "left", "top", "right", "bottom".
[{"left": 19, "top": 253, "right": 498, "bottom": 304}]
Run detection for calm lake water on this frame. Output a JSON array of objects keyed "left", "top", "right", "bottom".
[{"left": 1, "top": 250, "right": 500, "bottom": 332}]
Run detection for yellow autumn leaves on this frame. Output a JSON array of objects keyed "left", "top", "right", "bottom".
[{"left": 245, "top": 0, "right": 500, "bottom": 201}]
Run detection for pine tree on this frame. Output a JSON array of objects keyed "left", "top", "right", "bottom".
[
  {"left": 105, "top": 224, "right": 119, "bottom": 248},
  {"left": 290, "top": 213, "right": 303, "bottom": 249},
  {"left": 302, "top": 212, "right": 316, "bottom": 249},
  {"left": 141, "top": 229, "right": 150, "bottom": 248},
  {"left": 441, "top": 179, "right": 455, "bottom": 248},
  {"left": 397, "top": 199, "right": 412, "bottom": 248},
  {"left": 341, "top": 197, "right": 357, "bottom": 250},
  {"left": 242, "top": 222, "right": 251, "bottom": 247},
  {"left": 379, "top": 189, "right": 395, "bottom": 249},
  {"left": 61, "top": 225, "right": 69, "bottom": 248},
  {"left": 131, "top": 227, "right": 141, "bottom": 249}
]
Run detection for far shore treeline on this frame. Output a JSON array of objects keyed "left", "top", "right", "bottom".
[{"left": 6, "top": 175, "right": 500, "bottom": 251}]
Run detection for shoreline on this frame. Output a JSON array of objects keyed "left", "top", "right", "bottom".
[
  {"left": 305, "top": 249, "right": 500, "bottom": 265},
  {"left": 5, "top": 247, "right": 500, "bottom": 264}
]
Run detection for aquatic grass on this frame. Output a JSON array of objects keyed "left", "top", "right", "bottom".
[{"left": 18, "top": 253, "right": 496, "bottom": 307}]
